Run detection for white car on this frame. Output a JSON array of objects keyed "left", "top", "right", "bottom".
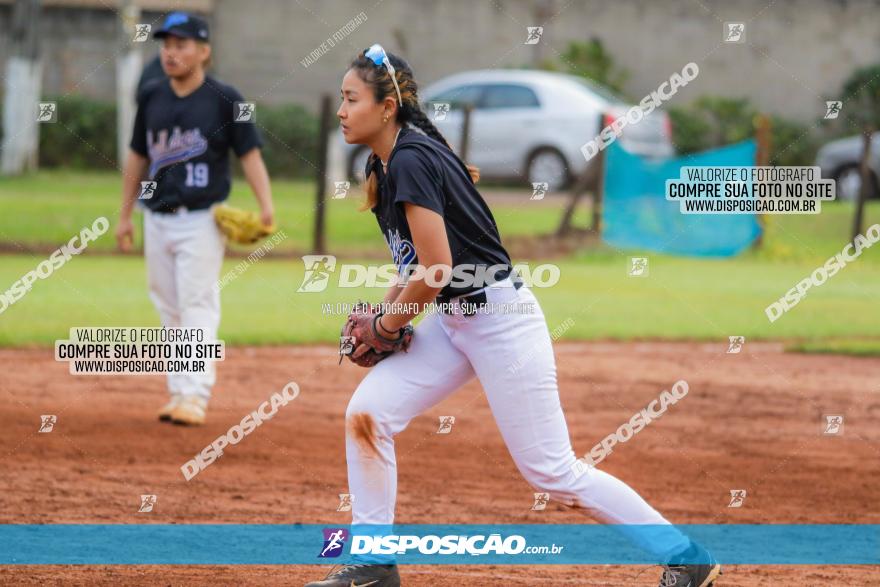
[{"left": 344, "top": 69, "right": 675, "bottom": 190}]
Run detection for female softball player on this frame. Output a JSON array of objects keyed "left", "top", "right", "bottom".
[
  {"left": 305, "top": 46, "right": 720, "bottom": 587},
  {"left": 115, "top": 12, "right": 273, "bottom": 426}
]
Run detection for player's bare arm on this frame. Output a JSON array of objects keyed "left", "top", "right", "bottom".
[
  {"left": 239, "top": 147, "right": 274, "bottom": 227},
  {"left": 381, "top": 282, "right": 403, "bottom": 305},
  {"left": 378, "top": 202, "right": 451, "bottom": 334},
  {"left": 116, "top": 150, "right": 148, "bottom": 252}
]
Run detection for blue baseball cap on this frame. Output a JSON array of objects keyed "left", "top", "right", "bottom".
[{"left": 153, "top": 12, "right": 210, "bottom": 41}]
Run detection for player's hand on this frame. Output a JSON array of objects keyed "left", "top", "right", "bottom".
[
  {"left": 115, "top": 217, "right": 134, "bottom": 252},
  {"left": 260, "top": 206, "right": 274, "bottom": 229}
]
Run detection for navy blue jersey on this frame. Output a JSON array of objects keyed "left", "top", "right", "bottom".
[
  {"left": 130, "top": 76, "right": 261, "bottom": 212},
  {"left": 369, "top": 127, "right": 513, "bottom": 300}
]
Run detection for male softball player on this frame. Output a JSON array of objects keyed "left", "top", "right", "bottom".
[{"left": 115, "top": 12, "right": 274, "bottom": 425}]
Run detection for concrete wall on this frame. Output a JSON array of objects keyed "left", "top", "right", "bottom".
[
  {"left": 0, "top": 4, "right": 213, "bottom": 99},
  {"left": 1, "top": 0, "right": 878, "bottom": 122},
  {"left": 0, "top": 0, "right": 217, "bottom": 100},
  {"left": 211, "top": 0, "right": 880, "bottom": 122}
]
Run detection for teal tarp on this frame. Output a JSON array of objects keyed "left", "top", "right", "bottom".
[{"left": 602, "top": 140, "right": 761, "bottom": 257}]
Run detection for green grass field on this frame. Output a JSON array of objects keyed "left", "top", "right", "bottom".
[
  {"left": 1, "top": 170, "right": 878, "bottom": 352},
  {"left": 1, "top": 250, "right": 877, "bottom": 349},
  {"left": 1, "top": 170, "right": 876, "bottom": 264},
  {"left": 0, "top": 170, "right": 589, "bottom": 255}
]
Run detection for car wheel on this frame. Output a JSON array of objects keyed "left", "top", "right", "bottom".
[
  {"left": 833, "top": 165, "right": 877, "bottom": 202},
  {"left": 527, "top": 148, "right": 570, "bottom": 191},
  {"left": 349, "top": 146, "right": 372, "bottom": 183}
]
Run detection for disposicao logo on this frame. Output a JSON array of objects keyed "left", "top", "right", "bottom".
[{"left": 319, "top": 528, "right": 349, "bottom": 558}]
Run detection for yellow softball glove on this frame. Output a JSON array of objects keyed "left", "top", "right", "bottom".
[{"left": 213, "top": 204, "right": 275, "bottom": 245}]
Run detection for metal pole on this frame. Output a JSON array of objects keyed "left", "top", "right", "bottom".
[
  {"left": 752, "top": 113, "right": 772, "bottom": 248},
  {"left": 313, "top": 94, "right": 332, "bottom": 254},
  {"left": 852, "top": 126, "right": 873, "bottom": 241},
  {"left": 459, "top": 104, "right": 473, "bottom": 162},
  {"left": 591, "top": 143, "right": 605, "bottom": 235}
]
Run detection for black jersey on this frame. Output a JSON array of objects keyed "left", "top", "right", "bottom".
[
  {"left": 130, "top": 76, "right": 262, "bottom": 212},
  {"left": 369, "top": 127, "right": 513, "bottom": 300}
]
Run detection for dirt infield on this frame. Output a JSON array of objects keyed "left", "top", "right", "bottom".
[{"left": 1, "top": 343, "right": 878, "bottom": 585}]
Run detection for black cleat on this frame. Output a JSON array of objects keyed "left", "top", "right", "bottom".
[
  {"left": 658, "top": 542, "right": 722, "bottom": 587},
  {"left": 304, "top": 563, "right": 401, "bottom": 587}
]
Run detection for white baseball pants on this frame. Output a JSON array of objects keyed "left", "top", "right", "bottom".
[
  {"left": 143, "top": 207, "right": 224, "bottom": 400},
  {"left": 346, "top": 278, "right": 690, "bottom": 560}
]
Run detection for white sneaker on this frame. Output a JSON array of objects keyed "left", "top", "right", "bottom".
[
  {"left": 157, "top": 395, "right": 183, "bottom": 422},
  {"left": 170, "top": 396, "right": 208, "bottom": 426}
]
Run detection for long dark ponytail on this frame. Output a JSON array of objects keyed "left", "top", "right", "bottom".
[
  {"left": 401, "top": 101, "right": 452, "bottom": 150},
  {"left": 347, "top": 50, "right": 480, "bottom": 210}
]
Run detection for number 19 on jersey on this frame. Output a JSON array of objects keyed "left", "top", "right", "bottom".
[{"left": 185, "top": 162, "right": 209, "bottom": 188}]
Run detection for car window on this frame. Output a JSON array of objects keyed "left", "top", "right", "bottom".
[
  {"left": 482, "top": 84, "right": 540, "bottom": 109},
  {"left": 427, "top": 84, "right": 486, "bottom": 111}
]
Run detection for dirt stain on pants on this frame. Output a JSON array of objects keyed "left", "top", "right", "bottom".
[{"left": 347, "top": 412, "right": 379, "bottom": 458}]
